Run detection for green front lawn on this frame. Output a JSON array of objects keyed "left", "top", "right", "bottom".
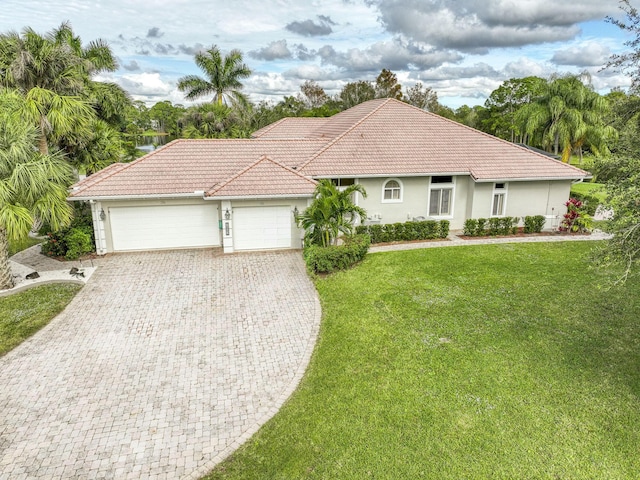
[
  {"left": 0, "top": 284, "right": 81, "bottom": 356},
  {"left": 207, "top": 242, "right": 639, "bottom": 479},
  {"left": 571, "top": 181, "right": 606, "bottom": 203}
]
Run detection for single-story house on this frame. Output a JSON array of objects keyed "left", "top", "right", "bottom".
[{"left": 69, "top": 98, "right": 588, "bottom": 254}]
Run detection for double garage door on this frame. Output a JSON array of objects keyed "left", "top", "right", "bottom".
[
  {"left": 108, "top": 204, "right": 293, "bottom": 252},
  {"left": 110, "top": 204, "right": 220, "bottom": 251}
]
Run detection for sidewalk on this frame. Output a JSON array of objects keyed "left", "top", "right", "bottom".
[
  {"left": 368, "top": 230, "right": 612, "bottom": 254},
  {"left": 3, "top": 244, "right": 101, "bottom": 296}
]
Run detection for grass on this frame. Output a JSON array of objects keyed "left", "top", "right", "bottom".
[
  {"left": 8, "top": 236, "right": 42, "bottom": 257},
  {"left": 571, "top": 181, "right": 607, "bottom": 203},
  {"left": 0, "top": 284, "right": 81, "bottom": 356},
  {"left": 206, "top": 242, "right": 640, "bottom": 479}
]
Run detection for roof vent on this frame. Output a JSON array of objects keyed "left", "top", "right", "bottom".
[{"left": 292, "top": 166, "right": 298, "bottom": 170}]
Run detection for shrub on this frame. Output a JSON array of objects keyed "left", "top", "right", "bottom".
[
  {"left": 524, "top": 215, "right": 546, "bottom": 233},
  {"left": 41, "top": 226, "right": 94, "bottom": 260},
  {"left": 357, "top": 220, "right": 449, "bottom": 244},
  {"left": 476, "top": 218, "right": 487, "bottom": 236},
  {"left": 499, "top": 216, "right": 518, "bottom": 235},
  {"left": 463, "top": 219, "right": 477, "bottom": 236},
  {"left": 570, "top": 191, "right": 600, "bottom": 216},
  {"left": 438, "top": 220, "right": 450, "bottom": 238},
  {"left": 63, "top": 227, "right": 93, "bottom": 260},
  {"left": 304, "top": 234, "right": 370, "bottom": 273},
  {"left": 559, "top": 198, "right": 592, "bottom": 233},
  {"left": 488, "top": 217, "right": 502, "bottom": 236}
]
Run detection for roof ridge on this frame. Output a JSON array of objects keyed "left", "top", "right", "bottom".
[
  {"left": 299, "top": 98, "right": 393, "bottom": 170},
  {"left": 70, "top": 138, "right": 187, "bottom": 196},
  {"left": 251, "top": 117, "right": 290, "bottom": 138},
  {"left": 206, "top": 154, "right": 316, "bottom": 196}
]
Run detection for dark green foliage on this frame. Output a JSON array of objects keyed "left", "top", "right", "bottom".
[
  {"left": 463, "top": 218, "right": 478, "bottom": 236},
  {"left": 523, "top": 215, "right": 546, "bottom": 233},
  {"left": 356, "top": 220, "right": 448, "bottom": 244},
  {"left": 465, "top": 217, "right": 519, "bottom": 236},
  {"left": 41, "top": 226, "right": 93, "bottom": 260},
  {"left": 570, "top": 191, "right": 600, "bottom": 216},
  {"left": 303, "top": 234, "right": 370, "bottom": 274},
  {"left": 476, "top": 218, "right": 487, "bottom": 235}
]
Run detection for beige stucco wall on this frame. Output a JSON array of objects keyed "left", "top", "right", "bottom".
[
  {"left": 355, "top": 176, "right": 468, "bottom": 229},
  {"left": 469, "top": 180, "right": 572, "bottom": 229}
]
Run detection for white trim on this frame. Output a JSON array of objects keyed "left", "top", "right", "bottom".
[
  {"left": 427, "top": 176, "right": 455, "bottom": 218},
  {"left": 313, "top": 172, "right": 468, "bottom": 179},
  {"left": 491, "top": 182, "right": 508, "bottom": 217},
  {"left": 381, "top": 178, "right": 403, "bottom": 203},
  {"left": 205, "top": 194, "right": 314, "bottom": 201},
  {"left": 69, "top": 193, "right": 204, "bottom": 201},
  {"left": 474, "top": 176, "right": 585, "bottom": 183}
]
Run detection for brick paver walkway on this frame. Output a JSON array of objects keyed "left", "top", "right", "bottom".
[{"left": 0, "top": 250, "right": 320, "bottom": 479}]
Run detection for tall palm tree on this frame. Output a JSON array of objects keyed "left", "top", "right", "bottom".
[
  {"left": 516, "top": 75, "right": 616, "bottom": 162},
  {"left": 0, "top": 90, "right": 74, "bottom": 289},
  {"left": 296, "top": 180, "right": 367, "bottom": 247},
  {"left": 177, "top": 45, "right": 252, "bottom": 107}
]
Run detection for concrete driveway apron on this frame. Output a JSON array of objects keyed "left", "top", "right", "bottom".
[{"left": 0, "top": 249, "right": 320, "bottom": 479}]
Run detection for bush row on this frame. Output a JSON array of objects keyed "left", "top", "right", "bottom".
[
  {"left": 462, "top": 215, "right": 546, "bottom": 236},
  {"left": 304, "top": 234, "right": 370, "bottom": 274},
  {"left": 355, "top": 220, "right": 449, "bottom": 244}
]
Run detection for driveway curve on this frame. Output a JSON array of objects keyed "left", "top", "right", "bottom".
[{"left": 0, "top": 249, "right": 321, "bottom": 479}]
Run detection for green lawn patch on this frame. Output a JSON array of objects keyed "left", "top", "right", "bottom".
[
  {"left": 0, "top": 284, "right": 81, "bottom": 356},
  {"left": 206, "top": 242, "right": 640, "bottom": 479},
  {"left": 571, "top": 182, "right": 606, "bottom": 203},
  {"left": 8, "top": 236, "right": 42, "bottom": 257}
]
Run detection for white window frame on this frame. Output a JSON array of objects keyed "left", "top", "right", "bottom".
[
  {"left": 491, "top": 182, "right": 508, "bottom": 217},
  {"left": 428, "top": 176, "right": 455, "bottom": 218},
  {"left": 382, "top": 178, "right": 403, "bottom": 203}
]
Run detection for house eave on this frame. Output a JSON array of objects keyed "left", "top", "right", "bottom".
[
  {"left": 204, "top": 193, "right": 314, "bottom": 201},
  {"left": 473, "top": 176, "right": 588, "bottom": 183},
  {"left": 311, "top": 172, "right": 469, "bottom": 179},
  {"left": 67, "top": 192, "right": 205, "bottom": 201}
]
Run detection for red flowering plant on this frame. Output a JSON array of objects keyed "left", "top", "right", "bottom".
[{"left": 559, "top": 197, "right": 593, "bottom": 233}]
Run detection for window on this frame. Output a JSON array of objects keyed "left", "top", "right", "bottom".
[
  {"left": 428, "top": 176, "right": 454, "bottom": 216},
  {"left": 382, "top": 179, "right": 402, "bottom": 202},
  {"left": 330, "top": 178, "right": 355, "bottom": 187},
  {"left": 492, "top": 183, "right": 507, "bottom": 216}
]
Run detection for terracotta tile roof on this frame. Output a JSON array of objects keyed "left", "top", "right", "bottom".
[
  {"left": 70, "top": 98, "right": 587, "bottom": 199},
  {"left": 299, "top": 98, "right": 588, "bottom": 180},
  {"left": 252, "top": 117, "right": 330, "bottom": 139},
  {"left": 206, "top": 155, "right": 317, "bottom": 198},
  {"left": 69, "top": 138, "right": 325, "bottom": 198}
]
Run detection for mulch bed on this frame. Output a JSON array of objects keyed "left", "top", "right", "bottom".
[
  {"left": 370, "top": 237, "right": 451, "bottom": 246},
  {"left": 457, "top": 231, "right": 591, "bottom": 240}
]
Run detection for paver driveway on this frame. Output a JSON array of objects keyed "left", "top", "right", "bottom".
[{"left": 0, "top": 249, "right": 320, "bottom": 479}]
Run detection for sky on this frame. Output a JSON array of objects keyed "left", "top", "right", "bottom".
[{"left": 0, "top": 0, "right": 634, "bottom": 109}]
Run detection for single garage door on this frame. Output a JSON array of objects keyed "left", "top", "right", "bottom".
[
  {"left": 233, "top": 206, "right": 292, "bottom": 251},
  {"left": 110, "top": 204, "right": 220, "bottom": 251}
]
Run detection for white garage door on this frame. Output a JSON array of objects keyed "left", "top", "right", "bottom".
[
  {"left": 109, "top": 204, "right": 220, "bottom": 251},
  {"left": 233, "top": 206, "right": 292, "bottom": 251}
]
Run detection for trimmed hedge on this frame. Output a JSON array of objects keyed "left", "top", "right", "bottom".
[
  {"left": 523, "top": 215, "right": 546, "bottom": 234},
  {"left": 463, "top": 216, "right": 519, "bottom": 237},
  {"left": 355, "top": 220, "right": 449, "bottom": 244},
  {"left": 304, "top": 234, "right": 371, "bottom": 274}
]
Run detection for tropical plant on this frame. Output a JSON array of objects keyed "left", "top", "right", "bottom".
[
  {"left": 516, "top": 75, "right": 616, "bottom": 163},
  {"left": 177, "top": 45, "right": 252, "bottom": 107},
  {"left": 296, "top": 180, "right": 367, "bottom": 247},
  {"left": 0, "top": 91, "right": 74, "bottom": 289}
]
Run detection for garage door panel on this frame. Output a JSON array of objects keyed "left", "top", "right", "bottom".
[
  {"left": 233, "top": 206, "right": 292, "bottom": 251},
  {"left": 110, "top": 204, "right": 220, "bottom": 251}
]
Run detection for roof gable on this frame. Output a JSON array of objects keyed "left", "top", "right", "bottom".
[{"left": 206, "top": 155, "right": 317, "bottom": 198}]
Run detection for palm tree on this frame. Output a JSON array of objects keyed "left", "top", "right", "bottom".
[
  {"left": 296, "top": 180, "right": 367, "bottom": 247},
  {"left": 177, "top": 45, "right": 252, "bottom": 107},
  {"left": 0, "top": 91, "right": 74, "bottom": 289},
  {"left": 516, "top": 75, "right": 616, "bottom": 162}
]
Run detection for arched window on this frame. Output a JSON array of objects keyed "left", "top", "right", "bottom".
[{"left": 383, "top": 179, "right": 402, "bottom": 202}]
